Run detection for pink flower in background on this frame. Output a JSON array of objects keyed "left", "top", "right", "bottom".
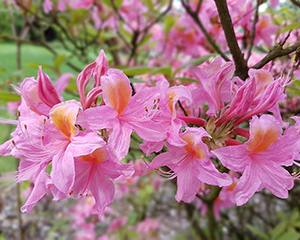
[
  {"left": 107, "top": 217, "right": 128, "bottom": 233},
  {"left": 254, "top": 15, "right": 278, "bottom": 47},
  {"left": 213, "top": 115, "right": 299, "bottom": 205},
  {"left": 43, "top": 0, "right": 53, "bottom": 13},
  {"left": 150, "top": 127, "right": 232, "bottom": 203},
  {"left": 270, "top": 0, "right": 279, "bottom": 8},
  {"left": 137, "top": 218, "right": 160, "bottom": 234}
]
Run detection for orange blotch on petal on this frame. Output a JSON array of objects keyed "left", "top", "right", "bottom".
[
  {"left": 227, "top": 182, "right": 237, "bottom": 191},
  {"left": 247, "top": 125, "right": 280, "bottom": 153},
  {"left": 79, "top": 148, "right": 107, "bottom": 164},
  {"left": 167, "top": 90, "right": 177, "bottom": 114},
  {"left": 181, "top": 133, "right": 207, "bottom": 160},
  {"left": 102, "top": 72, "right": 131, "bottom": 115},
  {"left": 50, "top": 102, "right": 79, "bottom": 138}
]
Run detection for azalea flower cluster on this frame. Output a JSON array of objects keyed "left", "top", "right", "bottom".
[{"left": 1, "top": 50, "right": 300, "bottom": 216}]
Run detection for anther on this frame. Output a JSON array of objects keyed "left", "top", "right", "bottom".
[{"left": 69, "top": 190, "right": 73, "bottom": 195}]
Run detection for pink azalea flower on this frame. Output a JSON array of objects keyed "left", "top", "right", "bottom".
[
  {"left": 77, "top": 50, "right": 108, "bottom": 110},
  {"left": 77, "top": 68, "right": 167, "bottom": 159},
  {"left": 212, "top": 115, "right": 300, "bottom": 205},
  {"left": 140, "top": 78, "right": 193, "bottom": 156},
  {"left": 47, "top": 100, "right": 103, "bottom": 193},
  {"left": 150, "top": 127, "right": 232, "bottom": 203},
  {"left": 217, "top": 69, "right": 287, "bottom": 126},
  {"left": 71, "top": 145, "right": 133, "bottom": 215},
  {"left": 191, "top": 58, "right": 235, "bottom": 116}
]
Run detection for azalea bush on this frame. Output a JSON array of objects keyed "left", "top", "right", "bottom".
[{"left": 1, "top": 0, "right": 300, "bottom": 239}]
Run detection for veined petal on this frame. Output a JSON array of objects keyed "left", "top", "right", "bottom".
[
  {"left": 232, "top": 164, "right": 261, "bottom": 206},
  {"left": 68, "top": 131, "right": 105, "bottom": 157},
  {"left": 90, "top": 170, "right": 115, "bottom": 216},
  {"left": 140, "top": 140, "right": 164, "bottom": 156},
  {"left": 107, "top": 123, "right": 132, "bottom": 159},
  {"left": 255, "top": 160, "right": 294, "bottom": 198},
  {"left": 76, "top": 105, "right": 118, "bottom": 131},
  {"left": 94, "top": 50, "right": 109, "bottom": 87},
  {"left": 21, "top": 169, "right": 50, "bottom": 213},
  {"left": 77, "top": 61, "right": 97, "bottom": 108},
  {"left": 101, "top": 69, "right": 132, "bottom": 115},
  {"left": 126, "top": 120, "right": 167, "bottom": 142},
  {"left": 37, "top": 66, "right": 61, "bottom": 108},
  {"left": 175, "top": 162, "right": 201, "bottom": 203},
  {"left": 196, "top": 160, "right": 232, "bottom": 187},
  {"left": 212, "top": 145, "right": 250, "bottom": 172},
  {"left": 51, "top": 149, "right": 75, "bottom": 193}
]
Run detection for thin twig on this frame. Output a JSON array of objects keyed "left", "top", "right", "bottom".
[
  {"left": 252, "top": 41, "right": 300, "bottom": 69},
  {"left": 214, "top": 0, "right": 248, "bottom": 80},
  {"left": 246, "top": 0, "right": 260, "bottom": 63},
  {"left": 181, "top": 0, "right": 230, "bottom": 62}
]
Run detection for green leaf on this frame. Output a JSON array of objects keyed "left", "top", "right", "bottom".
[
  {"left": 142, "top": 0, "right": 154, "bottom": 11},
  {"left": 291, "top": 211, "right": 300, "bottom": 222},
  {"left": 70, "top": 9, "right": 89, "bottom": 25},
  {"left": 173, "top": 54, "right": 214, "bottom": 76},
  {"left": 27, "top": 62, "right": 52, "bottom": 69},
  {"left": 277, "top": 211, "right": 288, "bottom": 221},
  {"left": 101, "top": 0, "right": 123, "bottom": 8},
  {"left": 150, "top": 66, "right": 172, "bottom": 78},
  {"left": 0, "top": 91, "right": 21, "bottom": 102},
  {"left": 281, "top": 22, "right": 300, "bottom": 33},
  {"left": 128, "top": 211, "right": 138, "bottom": 225},
  {"left": 127, "top": 231, "right": 138, "bottom": 239},
  {"left": 292, "top": 80, "right": 300, "bottom": 88},
  {"left": 0, "top": 67, "right": 5, "bottom": 74},
  {"left": 271, "top": 222, "right": 287, "bottom": 239},
  {"left": 54, "top": 54, "right": 66, "bottom": 69},
  {"left": 129, "top": 77, "right": 145, "bottom": 83},
  {"left": 164, "top": 15, "right": 177, "bottom": 33},
  {"left": 246, "top": 224, "right": 269, "bottom": 239},
  {"left": 286, "top": 86, "right": 300, "bottom": 96},
  {"left": 278, "top": 229, "right": 300, "bottom": 240},
  {"left": 138, "top": 34, "right": 153, "bottom": 47},
  {"left": 175, "top": 77, "right": 198, "bottom": 83},
  {"left": 122, "top": 66, "right": 152, "bottom": 76},
  {"left": 119, "top": 22, "right": 132, "bottom": 41}
]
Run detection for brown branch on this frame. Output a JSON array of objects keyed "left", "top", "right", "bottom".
[
  {"left": 252, "top": 41, "right": 300, "bottom": 69},
  {"left": 214, "top": 0, "right": 248, "bottom": 79},
  {"left": 246, "top": 0, "right": 260, "bottom": 63},
  {"left": 291, "top": 0, "right": 300, "bottom": 7},
  {"left": 181, "top": 0, "right": 230, "bottom": 62}
]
